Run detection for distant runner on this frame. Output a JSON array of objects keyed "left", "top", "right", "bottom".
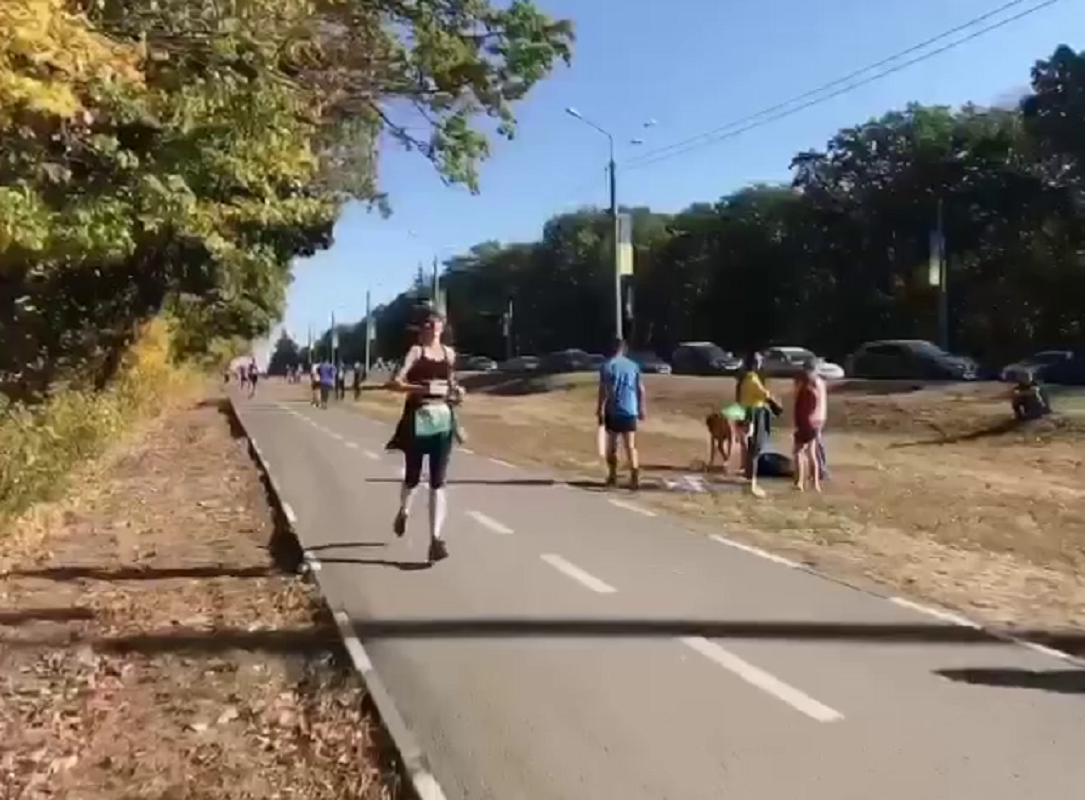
[
  {"left": 597, "top": 338, "right": 645, "bottom": 490},
  {"left": 352, "top": 361, "right": 363, "bottom": 400},
  {"left": 247, "top": 360, "right": 259, "bottom": 398},
  {"left": 317, "top": 360, "right": 335, "bottom": 409}
]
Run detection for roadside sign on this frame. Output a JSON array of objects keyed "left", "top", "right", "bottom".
[{"left": 618, "top": 212, "right": 634, "bottom": 276}]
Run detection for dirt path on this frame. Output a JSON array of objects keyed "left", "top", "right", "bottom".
[
  {"left": 0, "top": 394, "right": 401, "bottom": 799},
  {"left": 350, "top": 375, "right": 1085, "bottom": 632}
]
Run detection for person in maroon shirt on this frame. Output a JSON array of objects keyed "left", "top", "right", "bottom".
[{"left": 792, "top": 365, "right": 822, "bottom": 493}]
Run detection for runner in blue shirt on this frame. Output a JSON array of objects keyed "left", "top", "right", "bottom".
[
  {"left": 597, "top": 338, "right": 646, "bottom": 489},
  {"left": 317, "top": 360, "right": 335, "bottom": 408}
]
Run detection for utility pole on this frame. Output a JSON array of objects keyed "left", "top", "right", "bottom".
[
  {"left": 330, "top": 311, "right": 338, "bottom": 365},
  {"left": 936, "top": 198, "right": 948, "bottom": 350},
  {"left": 431, "top": 256, "right": 440, "bottom": 313},
  {"left": 609, "top": 155, "right": 622, "bottom": 342},
  {"left": 503, "top": 297, "right": 514, "bottom": 360},
  {"left": 566, "top": 107, "right": 624, "bottom": 342},
  {"left": 364, "top": 290, "right": 372, "bottom": 378}
]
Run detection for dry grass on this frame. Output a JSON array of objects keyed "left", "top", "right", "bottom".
[
  {"left": 352, "top": 374, "right": 1085, "bottom": 630},
  {"left": 0, "top": 394, "right": 402, "bottom": 800}
]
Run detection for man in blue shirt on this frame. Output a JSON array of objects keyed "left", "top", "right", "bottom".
[
  {"left": 317, "top": 360, "right": 336, "bottom": 408},
  {"left": 597, "top": 338, "right": 646, "bottom": 489}
]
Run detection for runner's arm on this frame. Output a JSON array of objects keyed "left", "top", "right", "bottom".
[
  {"left": 637, "top": 371, "right": 647, "bottom": 420},
  {"left": 390, "top": 346, "right": 423, "bottom": 392}
]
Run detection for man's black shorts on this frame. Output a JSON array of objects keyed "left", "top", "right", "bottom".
[{"left": 604, "top": 414, "right": 638, "bottom": 434}]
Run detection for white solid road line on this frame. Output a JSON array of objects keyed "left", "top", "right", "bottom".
[
  {"left": 608, "top": 498, "right": 657, "bottom": 517},
  {"left": 466, "top": 510, "right": 514, "bottom": 535},
  {"left": 679, "top": 636, "right": 843, "bottom": 723},
  {"left": 889, "top": 596, "right": 981, "bottom": 629},
  {"left": 459, "top": 447, "right": 475, "bottom": 455},
  {"left": 710, "top": 534, "right": 801, "bottom": 569},
  {"left": 540, "top": 554, "right": 617, "bottom": 594},
  {"left": 488, "top": 457, "right": 514, "bottom": 468}
]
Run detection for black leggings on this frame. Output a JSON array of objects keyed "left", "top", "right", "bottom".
[{"left": 404, "top": 434, "right": 453, "bottom": 489}]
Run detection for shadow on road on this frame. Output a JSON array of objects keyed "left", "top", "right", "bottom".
[
  {"left": 2, "top": 618, "right": 1082, "bottom": 664},
  {"left": 363, "top": 477, "right": 559, "bottom": 487},
  {"left": 316, "top": 557, "right": 432, "bottom": 571},
  {"left": 3, "top": 565, "right": 274, "bottom": 582},
  {"left": 0, "top": 607, "right": 97, "bottom": 625},
  {"left": 304, "top": 541, "right": 387, "bottom": 551},
  {"left": 937, "top": 667, "right": 1085, "bottom": 694}
]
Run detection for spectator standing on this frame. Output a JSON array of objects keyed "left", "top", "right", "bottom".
[{"left": 597, "top": 339, "right": 646, "bottom": 490}]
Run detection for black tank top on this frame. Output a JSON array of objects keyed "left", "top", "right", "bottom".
[{"left": 406, "top": 348, "right": 452, "bottom": 386}]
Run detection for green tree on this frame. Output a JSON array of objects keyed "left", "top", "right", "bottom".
[
  {"left": 1, "top": 0, "right": 573, "bottom": 399},
  {"left": 267, "top": 331, "right": 302, "bottom": 376}
]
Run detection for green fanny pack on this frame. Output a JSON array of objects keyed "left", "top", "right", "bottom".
[{"left": 414, "top": 403, "right": 453, "bottom": 438}]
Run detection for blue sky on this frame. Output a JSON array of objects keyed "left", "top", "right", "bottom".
[{"left": 273, "top": 0, "right": 1082, "bottom": 350}]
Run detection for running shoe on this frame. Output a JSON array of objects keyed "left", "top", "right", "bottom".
[{"left": 428, "top": 538, "right": 449, "bottom": 562}]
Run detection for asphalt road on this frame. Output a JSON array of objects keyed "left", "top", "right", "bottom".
[{"left": 235, "top": 382, "right": 1084, "bottom": 800}]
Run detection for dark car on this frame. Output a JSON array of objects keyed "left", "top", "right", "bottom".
[
  {"left": 628, "top": 351, "right": 672, "bottom": 374},
  {"left": 1042, "top": 350, "right": 1085, "bottom": 386},
  {"left": 456, "top": 354, "right": 497, "bottom": 372},
  {"left": 498, "top": 355, "right": 539, "bottom": 373},
  {"left": 1000, "top": 350, "right": 1073, "bottom": 383},
  {"left": 845, "top": 339, "right": 978, "bottom": 381},
  {"left": 670, "top": 342, "right": 741, "bottom": 376},
  {"left": 538, "top": 348, "right": 597, "bottom": 374}
]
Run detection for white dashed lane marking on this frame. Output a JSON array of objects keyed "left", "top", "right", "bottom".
[
  {"left": 679, "top": 636, "right": 843, "bottom": 723},
  {"left": 540, "top": 554, "right": 617, "bottom": 594},
  {"left": 466, "top": 510, "right": 514, "bottom": 535}
]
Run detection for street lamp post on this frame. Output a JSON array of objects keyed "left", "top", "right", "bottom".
[
  {"left": 565, "top": 109, "right": 654, "bottom": 344},
  {"left": 566, "top": 107, "right": 623, "bottom": 342}
]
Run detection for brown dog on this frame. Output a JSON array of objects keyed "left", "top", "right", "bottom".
[{"left": 705, "top": 411, "right": 737, "bottom": 473}]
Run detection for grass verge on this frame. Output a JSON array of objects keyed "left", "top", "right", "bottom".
[
  {"left": 348, "top": 373, "right": 1085, "bottom": 631},
  {"left": 0, "top": 392, "right": 402, "bottom": 798},
  {"left": 0, "top": 319, "right": 202, "bottom": 524}
]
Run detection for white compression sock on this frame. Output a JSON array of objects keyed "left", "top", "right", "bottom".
[
  {"left": 429, "top": 487, "right": 447, "bottom": 541},
  {"left": 399, "top": 484, "right": 417, "bottom": 516}
]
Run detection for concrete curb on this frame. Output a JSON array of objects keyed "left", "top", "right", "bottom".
[{"left": 227, "top": 395, "right": 448, "bottom": 800}]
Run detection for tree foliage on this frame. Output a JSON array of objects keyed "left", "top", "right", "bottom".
[
  {"left": 0, "top": 0, "right": 572, "bottom": 399},
  {"left": 360, "top": 45, "right": 1085, "bottom": 366}
]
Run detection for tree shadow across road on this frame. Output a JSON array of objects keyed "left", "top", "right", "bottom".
[
  {"left": 2, "top": 617, "right": 1081, "bottom": 696},
  {"left": 937, "top": 667, "right": 1085, "bottom": 694}
]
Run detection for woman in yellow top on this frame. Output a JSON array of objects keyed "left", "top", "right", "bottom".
[{"left": 736, "top": 351, "right": 778, "bottom": 498}]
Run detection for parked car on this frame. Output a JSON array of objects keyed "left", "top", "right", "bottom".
[
  {"left": 845, "top": 339, "right": 978, "bottom": 381},
  {"left": 629, "top": 351, "right": 672, "bottom": 375},
  {"left": 671, "top": 342, "right": 742, "bottom": 376},
  {"left": 538, "top": 348, "right": 598, "bottom": 373},
  {"left": 499, "top": 355, "right": 540, "bottom": 373},
  {"left": 1042, "top": 350, "right": 1085, "bottom": 386},
  {"left": 456, "top": 354, "right": 497, "bottom": 372},
  {"left": 760, "top": 347, "right": 845, "bottom": 380},
  {"left": 999, "top": 350, "right": 1073, "bottom": 383}
]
